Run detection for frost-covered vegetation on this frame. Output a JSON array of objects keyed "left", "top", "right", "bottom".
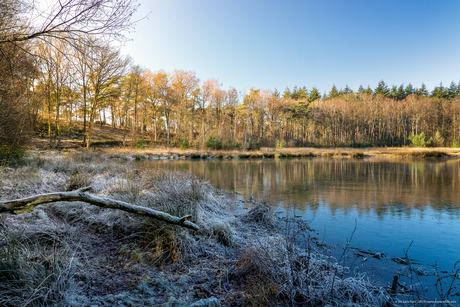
[{"left": 0, "top": 150, "right": 392, "bottom": 306}]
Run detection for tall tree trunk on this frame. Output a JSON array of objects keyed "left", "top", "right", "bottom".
[{"left": 83, "top": 84, "right": 87, "bottom": 146}]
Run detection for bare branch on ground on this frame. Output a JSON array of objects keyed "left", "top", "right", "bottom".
[{"left": 0, "top": 186, "right": 200, "bottom": 231}]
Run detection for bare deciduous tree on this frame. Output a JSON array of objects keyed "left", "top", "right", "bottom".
[{"left": 0, "top": 0, "right": 142, "bottom": 46}]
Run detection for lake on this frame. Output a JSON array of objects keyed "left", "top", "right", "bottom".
[{"left": 144, "top": 157, "right": 460, "bottom": 299}]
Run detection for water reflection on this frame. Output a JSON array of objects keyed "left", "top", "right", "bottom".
[
  {"left": 147, "top": 158, "right": 460, "bottom": 217},
  {"left": 144, "top": 158, "right": 460, "bottom": 274}
]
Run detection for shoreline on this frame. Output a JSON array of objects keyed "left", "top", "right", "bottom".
[
  {"left": 26, "top": 143, "right": 460, "bottom": 161},
  {"left": 0, "top": 150, "right": 392, "bottom": 306}
]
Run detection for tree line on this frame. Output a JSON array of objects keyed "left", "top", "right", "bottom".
[
  {"left": 32, "top": 60, "right": 460, "bottom": 150},
  {"left": 2, "top": 1, "right": 460, "bottom": 161}
]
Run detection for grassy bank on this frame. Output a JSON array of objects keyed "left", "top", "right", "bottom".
[
  {"left": 29, "top": 146, "right": 459, "bottom": 164},
  {"left": 0, "top": 151, "right": 392, "bottom": 306}
]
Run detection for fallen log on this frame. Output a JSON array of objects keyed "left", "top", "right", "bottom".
[{"left": 0, "top": 187, "right": 200, "bottom": 231}]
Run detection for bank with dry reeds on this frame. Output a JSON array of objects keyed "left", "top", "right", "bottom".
[{"left": 72, "top": 145, "right": 460, "bottom": 161}]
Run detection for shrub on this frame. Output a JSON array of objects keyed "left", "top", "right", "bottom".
[
  {"left": 280, "top": 139, "right": 287, "bottom": 148},
  {"left": 222, "top": 139, "right": 242, "bottom": 150},
  {"left": 392, "top": 137, "right": 403, "bottom": 147},
  {"left": 377, "top": 139, "right": 389, "bottom": 147},
  {"left": 246, "top": 139, "right": 260, "bottom": 151},
  {"left": 452, "top": 141, "right": 460, "bottom": 148},
  {"left": 275, "top": 139, "right": 287, "bottom": 149},
  {"left": 409, "top": 132, "right": 432, "bottom": 147},
  {"left": 0, "top": 144, "right": 26, "bottom": 165},
  {"left": 351, "top": 142, "right": 373, "bottom": 148},
  {"left": 135, "top": 139, "right": 144, "bottom": 149},
  {"left": 432, "top": 131, "right": 445, "bottom": 147},
  {"left": 205, "top": 134, "right": 222, "bottom": 150},
  {"left": 179, "top": 138, "right": 189, "bottom": 150},
  {"left": 169, "top": 140, "right": 177, "bottom": 148}
]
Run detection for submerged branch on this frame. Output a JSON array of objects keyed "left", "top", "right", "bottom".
[{"left": 0, "top": 187, "right": 200, "bottom": 231}]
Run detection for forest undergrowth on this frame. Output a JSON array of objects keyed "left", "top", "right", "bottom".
[{"left": 0, "top": 149, "right": 393, "bottom": 306}]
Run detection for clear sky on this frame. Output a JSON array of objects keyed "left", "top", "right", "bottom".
[{"left": 121, "top": 0, "right": 460, "bottom": 94}]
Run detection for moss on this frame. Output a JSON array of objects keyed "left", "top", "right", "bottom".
[{"left": 134, "top": 154, "right": 147, "bottom": 161}]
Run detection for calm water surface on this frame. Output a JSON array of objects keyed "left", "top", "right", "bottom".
[{"left": 146, "top": 158, "right": 460, "bottom": 294}]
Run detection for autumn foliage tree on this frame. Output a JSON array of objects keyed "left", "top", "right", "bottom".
[
  {"left": 0, "top": 0, "right": 141, "bottom": 160},
  {"left": 0, "top": 0, "right": 37, "bottom": 160}
]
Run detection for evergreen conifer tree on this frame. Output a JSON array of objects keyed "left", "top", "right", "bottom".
[
  {"left": 343, "top": 84, "right": 352, "bottom": 94},
  {"left": 375, "top": 80, "right": 390, "bottom": 97},
  {"left": 329, "top": 84, "right": 340, "bottom": 98},
  {"left": 308, "top": 87, "right": 321, "bottom": 102},
  {"left": 396, "top": 84, "right": 406, "bottom": 100},
  {"left": 291, "top": 85, "right": 299, "bottom": 100},
  {"left": 405, "top": 83, "right": 414, "bottom": 96},
  {"left": 283, "top": 87, "right": 291, "bottom": 99},
  {"left": 415, "top": 83, "right": 428, "bottom": 96},
  {"left": 389, "top": 85, "right": 398, "bottom": 99},
  {"left": 364, "top": 85, "right": 373, "bottom": 95},
  {"left": 298, "top": 86, "right": 308, "bottom": 100},
  {"left": 431, "top": 82, "right": 447, "bottom": 99},
  {"left": 448, "top": 81, "right": 457, "bottom": 99}
]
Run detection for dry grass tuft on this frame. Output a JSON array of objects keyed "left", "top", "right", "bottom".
[
  {"left": 233, "top": 218, "right": 390, "bottom": 306},
  {"left": 66, "top": 170, "right": 92, "bottom": 191},
  {"left": 0, "top": 211, "right": 82, "bottom": 307},
  {"left": 244, "top": 201, "right": 277, "bottom": 228},
  {"left": 210, "top": 220, "right": 234, "bottom": 246}
]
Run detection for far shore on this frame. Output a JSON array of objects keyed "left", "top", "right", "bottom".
[{"left": 27, "top": 139, "right": 460, "bottom": 159}]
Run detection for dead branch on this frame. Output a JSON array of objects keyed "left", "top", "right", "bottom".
[{"left": 0, "top": 187, "right": 200, "bottom": 231}]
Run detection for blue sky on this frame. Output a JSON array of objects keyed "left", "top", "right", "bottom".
[{"left": 121, "top": 0, "right": 460, "bottom": 94}]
